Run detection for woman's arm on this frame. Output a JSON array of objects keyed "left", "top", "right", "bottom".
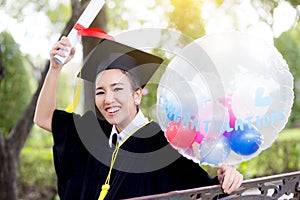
[{"left": 34, "top": 36, "right": 75, "bottom": 131}]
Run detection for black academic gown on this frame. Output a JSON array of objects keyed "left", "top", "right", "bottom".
[{"left": 52, "top": 110, "right": 219, "bottom": 200}]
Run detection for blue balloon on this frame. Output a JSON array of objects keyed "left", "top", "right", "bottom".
[
  {"left": 229, "top": 124, "right": 262, "bottom": 156},
  {"left": 200, "top": 135, "right": 231, "bottom": 166}
]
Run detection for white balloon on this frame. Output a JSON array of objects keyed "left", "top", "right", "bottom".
[{"left": 157, "top": 31, "right": 294, "bottom": 166}]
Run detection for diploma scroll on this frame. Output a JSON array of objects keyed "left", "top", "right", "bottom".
[{"left": 54, "top": 0, "right": 106, "bottom": 64}]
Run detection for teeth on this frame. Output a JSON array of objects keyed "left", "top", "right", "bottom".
[{"left": 107, "top": 107, "right": 120, "bottom": 113}]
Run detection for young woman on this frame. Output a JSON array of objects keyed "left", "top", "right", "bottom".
[{"left": 34, "top": 36, "right": 243, "bottom": 200}]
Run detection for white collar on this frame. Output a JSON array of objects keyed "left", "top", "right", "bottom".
[{"left": 108, "top": 110, "right": 149, "bottom": 148}]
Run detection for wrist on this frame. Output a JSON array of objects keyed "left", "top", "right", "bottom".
[
  {"left": 47, "top": 66, "right": 63, "bottom": 81},
  {"left": 49, "top": 64, "right": 63, "bottom": 73}
]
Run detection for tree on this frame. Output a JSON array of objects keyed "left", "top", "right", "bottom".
[
  {"left": 0, "top": 50, "right": 4, "bottom": 85},
  {"left": 0, "top": 31, "right": 33, "bottom": 200},
  {"left": 0, "top": 0, "right": 107, "bottom": 199},
  {"left": 0, "top": 32, "right": 33, "bottom": 136}
]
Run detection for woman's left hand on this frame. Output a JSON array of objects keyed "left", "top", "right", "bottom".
[{"left": 217, "top": 165, "right": 243, "bottom": 194}]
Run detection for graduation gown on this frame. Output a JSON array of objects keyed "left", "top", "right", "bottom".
[{"left": 52, "top": 109, "right": 219, "bottom": 200}]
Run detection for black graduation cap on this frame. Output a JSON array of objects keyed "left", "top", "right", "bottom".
[{"left": 79, "top": 39, "right": 164, "bottom": 88}]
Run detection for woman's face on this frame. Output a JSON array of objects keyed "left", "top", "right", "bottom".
[{"left": 95, "top": 69, "right": 142, "bottom": 131}]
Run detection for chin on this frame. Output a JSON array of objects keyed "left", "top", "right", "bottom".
[{"left": 105, "top": 117, "right": 119, "bottom": 126}]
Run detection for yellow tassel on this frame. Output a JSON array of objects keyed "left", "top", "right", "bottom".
[
  {"left": 65, "top": 104, "right": 74, "bottom": 113},
  {"left": 98, "top": 184, "right": 110, "bottom": 200},
  {"left": 65, "top": 80, "right": 82, "bottom": 113}
]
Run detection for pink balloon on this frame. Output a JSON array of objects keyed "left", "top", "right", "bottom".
[
  {"left": 219, "top": 95, "right": 236, "bottom": 126},
  {"left": 197, "top": 101, "right": 229, "bottom": 138},
  {"left": 219, "top": 95, "right": 236, "bottom": 137},
  {"left": 195, "top": 132, "right": 204, "bottom": 144}
]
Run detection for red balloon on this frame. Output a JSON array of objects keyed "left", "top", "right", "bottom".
[{"left": 165, "top": 120, "right": 197, "bottom": 148}]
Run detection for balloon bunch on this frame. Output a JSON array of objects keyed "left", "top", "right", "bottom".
[
  {"left": 161, "top": 95, "right": 262, "bottom": 165},
  {"left": 156, "top": 32, "right": 294, "bottom": 166}
]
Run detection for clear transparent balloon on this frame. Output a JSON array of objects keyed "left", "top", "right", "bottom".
[{"left": 156, "top": 31, "right": 294, "bottom": 166}]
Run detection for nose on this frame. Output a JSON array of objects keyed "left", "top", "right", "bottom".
[{"left": 104, "top": 90, "right": 115, "bottom": 104}]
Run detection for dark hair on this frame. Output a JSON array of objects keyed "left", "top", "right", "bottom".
[{"left": 119, "top": 69, "right": 141, "bottom": 91}]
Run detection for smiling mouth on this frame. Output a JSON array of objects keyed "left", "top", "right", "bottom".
[{"left": 105, "top": 107, "right": 120, "bottom": 115}]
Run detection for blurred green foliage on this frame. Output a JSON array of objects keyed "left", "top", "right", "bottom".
[
  {"left": 275, "top": 27, "right": 300, "bottom": 128},
  {"left": 0, "top": 31, "right": 33, "bottom": 136},
  {"left": 107, "top": 0, "right": 130, "bottom": 30},
  {"left": 3, "top": 0, "right": 70, "bottom": 25},
  {"left": 18, "top": 127, "right": 56, "bottom": 200},
  {"left": 46, "top": 2, "right": 71, "bottom": 24}
]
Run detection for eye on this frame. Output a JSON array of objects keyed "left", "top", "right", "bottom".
[
  {"left": 96, "top": 91, "right": 105, "bottom": 95},
  {"left": 114, "top": 87, "right": 123, "bottom": 92}
]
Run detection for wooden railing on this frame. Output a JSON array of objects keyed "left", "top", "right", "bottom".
[{"left": 126, "top": 171, "right": 300, "bottom": 200}]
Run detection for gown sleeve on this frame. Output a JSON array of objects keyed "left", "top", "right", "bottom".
[{"left": 51, "top": 109, "right": 87, "bottom": 199}]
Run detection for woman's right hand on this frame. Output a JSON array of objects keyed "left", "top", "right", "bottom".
[{"left": 49, "top": 36, "right": 76, "bottom": 70}]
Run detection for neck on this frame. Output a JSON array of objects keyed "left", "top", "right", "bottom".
[
  {"left": 115, "top": 125, "right": 122, "bottom": 133},
  {"left": 115, "top": 110, "right": 138, "bottom": 133}
]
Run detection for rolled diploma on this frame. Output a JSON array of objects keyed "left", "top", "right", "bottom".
[{"left": 54, "top": 0, "right": 106, "bottom": 64}]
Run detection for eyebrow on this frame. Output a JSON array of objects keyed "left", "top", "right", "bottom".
[{"left": 96, "top": 82, "right": 125, "bottom": 90}]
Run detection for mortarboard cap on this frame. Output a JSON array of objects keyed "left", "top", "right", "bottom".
[{"left": 79, "top": 39, "right": 164, "bottom": 88}]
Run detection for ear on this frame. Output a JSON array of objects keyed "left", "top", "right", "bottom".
[{"left": 134, "top": 88, "right": 143, "bottom": 105}]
